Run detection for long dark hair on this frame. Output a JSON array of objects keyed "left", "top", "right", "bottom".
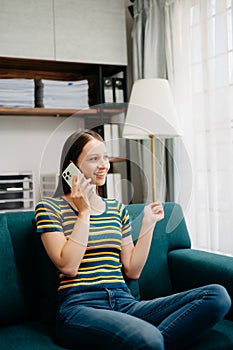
[{"left": 54, "top": 130, "right": 104, "bottom": 197}]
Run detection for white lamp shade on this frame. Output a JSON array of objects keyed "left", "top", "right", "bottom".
[{"left": 123, "top": 78, "right": 181, "bottom": 139}]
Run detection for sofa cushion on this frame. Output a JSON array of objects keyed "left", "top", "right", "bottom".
[
  {"left": 126, "top": 203, "right": 191, "bottom": 300},
  {"left": 34, "top": 232, "right": 59, "bottom": 323},
  {"left": 126, "top": 203, "right": 173, "bottom": 300},
  {"left": 189, "top": 319, "right": 233, "bottom": 350},
  {"left": 6, "top": 212, "right": 40, "bottom": 321},
  {"left": 0, "top": 321, "right": 64, "bottom": 350},
  {"left": 0, "top": 215, "right": 29, "bottom": 325},
  {"left": 168, "top": 248, "right": 233, "bottom": 321}
]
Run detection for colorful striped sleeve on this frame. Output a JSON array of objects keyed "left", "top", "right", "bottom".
[
  {"left": 120, "top": 203, "right": 132, "bottom": 239},
  {"left": 35, "top": 198, "right": 63, "bottom": 235}
]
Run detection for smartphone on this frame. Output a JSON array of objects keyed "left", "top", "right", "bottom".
[{"left": 62, "top": 162, "right": 82, "bottom": 188}]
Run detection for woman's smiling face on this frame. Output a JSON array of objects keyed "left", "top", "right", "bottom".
[{"left": 76, "top": 138, "right": 110, "bottom": 186}]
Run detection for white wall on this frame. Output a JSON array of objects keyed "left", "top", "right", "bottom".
[
  {"left": 54, "top": 0, "right": 127, "bottom": 65},
  {"left": 0, "top": 0, "right": 54, "bottom": 60},
  {"left": 0, "top": 0, "right": 127, "bottom": 65}
]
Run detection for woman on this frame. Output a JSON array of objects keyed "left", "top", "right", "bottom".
[{"left": 35, "top": 130, "right": 231, "bottom": 350}]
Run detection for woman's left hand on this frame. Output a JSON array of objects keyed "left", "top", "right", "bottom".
[{"left": 143, "top": 201, "right": 164, "bottom": 226}]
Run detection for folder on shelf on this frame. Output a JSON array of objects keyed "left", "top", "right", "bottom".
[
  {"left": 113, "top": 78, "right": 124, "bottom": 103},
  {"left": 104, "top": 78, "right": 114, "bottom": 103},
  {"left": 106, "top": 173, "right": 123, "bottom": 202},
  {"left": 103, "top": 77, "right": 125, "bottom": 103},
  {"left": 106, "top": 173, "right": 115, "bottom": 198},
  {"left": 104, "top": 124, "right": 113, "bottom": 157},
  {"left": 113, "top": 173, "right": 123, "bottom": 202},
  {"left": 94, "top": 124, "right": 119, "bottom": 158},
  {"left": 111, "top": 124, "right": 120, "bottom": 158}
]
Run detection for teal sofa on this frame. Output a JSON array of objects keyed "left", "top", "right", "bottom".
[{"left": 0, "top": 202, "right": 233, "bottom": 349}]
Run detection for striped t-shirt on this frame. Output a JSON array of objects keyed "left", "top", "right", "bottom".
[{"left": 35, "top": 196, "right": 132, "bottom": 293}]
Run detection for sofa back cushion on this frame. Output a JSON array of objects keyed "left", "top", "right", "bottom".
[
  {"left": 6, "top": 212, "right": 59, "bottom": 324},
  {"left": 126, "top": 202, "right": 191, "bottom": 300},
  {"left": 34, "top": 232, "right": 59, "bottom": 323},
  {"left": 0, "top": 213, "right": 37, "bottom": 325}
]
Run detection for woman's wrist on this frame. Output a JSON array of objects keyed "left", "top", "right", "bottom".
[
  {"left": 137, "top": 218, "right": 155, "bottom": 239},
  {"left": 78, "top": 210, "right": 91, "bottom": 220},
  {"left": 142, "top": 216, "right": 156, "bottom": 229}
]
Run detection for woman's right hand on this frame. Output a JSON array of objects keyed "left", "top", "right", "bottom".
[{"left": 70, "top": 174, "right": 95, "bottom": 214}]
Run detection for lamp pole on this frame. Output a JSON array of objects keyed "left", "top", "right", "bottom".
[{"left": 149, "top": 134, "right": 156, "bottom": 202}]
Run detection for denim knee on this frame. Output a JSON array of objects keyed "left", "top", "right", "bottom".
[
  {"left": 56, "top": 317, "right": 164, "bottom": 350},
  {"left": 208, "top": 284, "right": 231, "bottom": 318},
  {"left": 130, "top": 327, "right": 164, "bottom": 350},
  {"left": 107, "top": 320, "right": 164, "bottom": 350}
]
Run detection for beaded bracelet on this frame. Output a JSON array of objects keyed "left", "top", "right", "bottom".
[{"left": 69, "top": 236, "right": 87, "bottom": 247}]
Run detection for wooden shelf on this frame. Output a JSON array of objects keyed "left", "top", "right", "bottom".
[
  {"left": 0, "top": 56, "right": 125, "bottom": 80},
  {"left": 0, "top": 56, "right": 127, "bottom": 108},
  {"left": 109, "top": 157, "right": 127, "bottom": 163},
  {"left": 0, "top": 107, "right": 125, "bottom": 117}
]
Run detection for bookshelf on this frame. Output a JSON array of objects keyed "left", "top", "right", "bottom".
[
  {"left": 0, "top": 57, "right": 127, "bottom": 112},
  {"left": 0, "top": 56, "right": 131, "bottom": 203}
]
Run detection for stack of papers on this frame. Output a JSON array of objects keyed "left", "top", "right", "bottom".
[
  {"left": 38, "top": 79, "right": 89, "bottom": 109},
  {"left": 0, "top": 79, "right": 35, "bottom": 108}
]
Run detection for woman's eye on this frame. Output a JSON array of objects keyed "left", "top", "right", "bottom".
[
  {"left": 90, "top": 157, "right": 98, "bottom": 161},
  {"left": 89, "top": 155, "right": 109, "bottom": 161}
]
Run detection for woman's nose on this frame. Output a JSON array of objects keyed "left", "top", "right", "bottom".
[{"left": 98, "top": 157, "right": 109, "bottom": 168}]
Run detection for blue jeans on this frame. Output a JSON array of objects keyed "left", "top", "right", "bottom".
[{"left": 55, "top": 284, "right": 231, "bottom": 350}]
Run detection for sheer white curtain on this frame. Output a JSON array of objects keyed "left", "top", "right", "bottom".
[{"left": 165, "top": 0, "right": 233, "bottom": 255}]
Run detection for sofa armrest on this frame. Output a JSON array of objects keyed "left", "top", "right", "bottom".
[{"left": 168, "top": 249, "right": 233, "bottom": 321}]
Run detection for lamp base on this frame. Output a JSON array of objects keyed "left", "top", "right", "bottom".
[{"left": 149, "top": 134, "right": 156, "bottom": 202}]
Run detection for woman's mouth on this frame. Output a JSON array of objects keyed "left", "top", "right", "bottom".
[{"left": 95, "top": 173, "right": 106, "bottom": 178}]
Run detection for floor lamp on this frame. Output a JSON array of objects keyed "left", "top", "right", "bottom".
[{"left": 122, "top": 78, "right": 181, "bottom": 202}]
